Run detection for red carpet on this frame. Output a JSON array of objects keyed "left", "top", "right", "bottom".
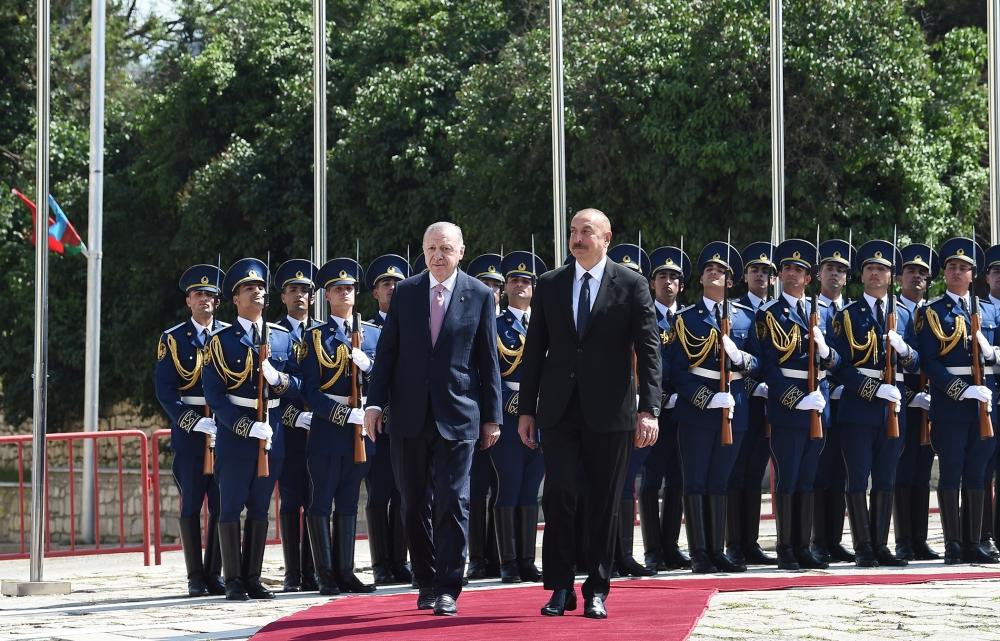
[{"left": 251, "top": 571, "right": 1000, "bottom": 641}]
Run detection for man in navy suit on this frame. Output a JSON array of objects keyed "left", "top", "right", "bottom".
[{"left": 364, "top": 221, "right": 503, "bottom": 616}]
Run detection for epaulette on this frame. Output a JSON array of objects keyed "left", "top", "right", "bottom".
[
  {"left": 676, "top": 304, "right": 696, "bottom": 316},
  {"left": 162, "top": 322, "right": 184, "bottom": 336},
  {"left": 759, "top": 298, "right": 783, "bottom": 313},
  {"left": 816, "top": 298, "right": 830, "bottom": 308},
  {"left": 361, "top": 320, "right": 380, "bottom": 330},
  {"left": 927, "top": 295, "right": 944, "bottom": 306},
  {"left": 731, "top": 300, "right": 752, "bottom": 312},
  {"left": 840, "top": 299, "right": 860, "bottom": 312},
  {"left": 267, "top": 322, "right": 289, "bottom": 332},
  {"left": 209, "top": 324, "right": 230, "bottom": 337}
]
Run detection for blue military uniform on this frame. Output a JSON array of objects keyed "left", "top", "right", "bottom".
[
  {"left": 828, "top": 240, "right": 919, "bottom": 567},
  {"left": 363, "top": 253, "right": 413, "bottom": 585},
  {"left": 983, "top": 245, "right": 1000, "bottom": 558},
  {"left": 725, "top": 242, "right": 779, "bottom": 566},
  {"left": 639, "top": 246, "right": 692, "bottom": 571},
  {"left": 916, "top": 237, "right": 999, "bottom": 564},
  {"left": 666, "top": 242, "right": 759, "bottom": 574},
  {"left": 491, "top": 250, "right": 547, "bottom": 583},
  {"left": 299, "top": 257, "right": 381, "bottom": 594},
  {"left": 202, "top": 258, "right": 301, "bottom": 600},
  {"left": 270, "top": 259, "right": 319, "bottom": 592},
  {"left": 154, "top": 263, "right": 227, "bottom": 597},
  {"left": 810, "top": 239, "right": 857, "bottom": 564},
  {"left": 756, "top": 239, "right": 841, "bottom": 571}
]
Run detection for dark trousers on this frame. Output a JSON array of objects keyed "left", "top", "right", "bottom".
[
  {"left": 306, "top": 451, "right": 371, "bottom": 518},
  {"left": 896, "top": 407, "right": 934, "bottom": 488},
  {"left": 215, "top": 455, "right": 282, "bottom": 523},
  {"left": 677, "top": 422, "right": 744, "bottom": 496},
  {"left": 491, "top": 410, "right": 545, "bottom": 507},
  {"left": 391, "top": 412, "right": 475, "bottom": 598},
  {"left": 840, "top": 422, "right": 905, "bottom": 493},
  {"left": 279, "top": 427, "right": 311, "bottom": 515},
  {"left": 640, "top": 415, "right": 682, "bottom": 494},
  {"left": 769, "top": 424, "right": 824, "bottom": 495},
  {"left": 540, "top": 398, "right": 631, "bottom": 600},
  {"left": 813, "top": 403, "right": 847, "bottom": 495},
  {"left": 172, "top": 452, "right": 220, "bottom": 518},
  {"left": 621, "top": 445, "right": 652, "bottom": 500},
  {"left": 729, "top": 409, "right": 772, "bottom": 493},
  {"left": 932, "top": 421, "right": 997, "bottom": 491}
]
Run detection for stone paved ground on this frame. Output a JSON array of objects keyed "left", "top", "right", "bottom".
[{"left": 3, "top": 509, "right": 1000, "bottom": 640}]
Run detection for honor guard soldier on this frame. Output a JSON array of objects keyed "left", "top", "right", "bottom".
[
  {"left": 272, "top": 259, "right": 319, "bottom": 592},
  {"left": 607, "top": 243, "right": 657, "bottom": 577},
  {"left": 756, "top": 239, "right": 841, "bottom": 571},
  {"left": 665, "top": 241, "right": 759, "bottom": 573},
  {"left": 725, "top": 242, "right": 778, "bottom": 566},
  {"left": 828, "top": 240, "right": 919, "bottom": 567},
  {"left": 983, "top": 245, "right": 1000, "bottom": 558},
  {"left": 491, "top": 250, "right": 547, "bottom": 583},
  {"left": 893, "top": 243, "right": 939, "bottom": 560},
  {"left": 300, "top": 258, "right": 380, "bottom": 593},
  {"left": 413, "top": 254, "right": 428, "bottom": 274},
  {"left": 465, "top": 253, "right": 504, "bottom": 579},
  {"left": 155, "top": 264, "right": 228, "bottom": 597},
  {"left": 918, "top": 237, "right": 999, "bottom": 564},
  {"left": 811, "top": 239, "right": 857, "bottom": 565},
  {"left": 639, "top": 246, "right": 692, "bottom": 572},
  {"left": 364, "top": 254, "right": 414, "bottom": 585},
  {"left": 203, "top": 258, "right": 301, "bottom": 600}
]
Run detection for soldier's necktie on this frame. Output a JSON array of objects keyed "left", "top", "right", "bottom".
[
  {"left": 960, "top": 296, "right": 969, "bottom": 315},
  {"left": 252, "top": 322, "right": 260, "bottom": 346},
  {"left": 430, "top": 283, "right": 446, "bottom": 346},
  {"left": 577, "top": 272, "right": 593, "bottom": 337},
  {"left": 200, "top": 328, "right": 208, "bottom": 346},
  {"left": 344, "top": 320, "right": 351, "bottom": 336},
  {"left": 875, "top": 298, "right": 885, "bottom": 330},
  {"left": 796, "top": 300, "right": 807, "bottom": 324},
  {"left": 522, "top": 313, "right": 529, "bottom": 330}
]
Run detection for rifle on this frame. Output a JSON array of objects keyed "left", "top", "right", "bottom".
[
  {"left": 808, "top": 229, "right": 823, "bottom": 440},
  {"left": 919, "top": 249, "right": 931, "bottom": 446},
  {"left": 720, "top": 233, "right": 733, "bottom": 446},
  {"left": 256, "top": 254, "right": 271, "bottom": 478},
  {"left": 765, "top": 240, "right": 774, "bottom": 439},
  {"left": 203, "top": 255, "right": 222, "bottom": 476},
  {"left": 970, "top": 234, "right": 994, "bottom": 440},
  {"left": 885, "top": 230, "right": 900, "bottom": 439},
  {"left": 351, "top": 246, "right": 368, "bottom": 463}
]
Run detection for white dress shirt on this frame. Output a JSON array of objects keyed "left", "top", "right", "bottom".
[
  {"left": 236, "top": 316, "right": 263, "bottom": 341},
  {"left": 190, "top": 317, "right": 210, "bottom": 345},
  {"left": 745, "top": 291, "right": 765, "bottom": 311},
  {"left": 430, "top": 269, "right": 459, "bottom": 317},
  {"left": 572, "top": 256, "right": 607, "bottom": 329}
]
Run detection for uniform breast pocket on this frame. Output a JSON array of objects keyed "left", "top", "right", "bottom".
[{"left": 731, "top": 329, "right": 749, "bottom": 346}]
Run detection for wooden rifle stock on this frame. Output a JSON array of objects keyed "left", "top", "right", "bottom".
[
  {"left": 719, "top": 303, "right": 733, "bottom": 446},
  {"left": 808, "top": 295, "right": 823, "bottom": 440},
  {"left": 351, "top": 312, "right": 367, "bottom": 464},
  {"left": 970, "top": 302, "right": 994, "bottom": 440},
  {"left": 919, "top": 372, "right": 931, "bottom": 446},
  {"left": 885, "top": 304, "right": 900, "bottom": 439},
  {"left": 256, "top": 326, "right": 270, "bottom": 478},
  {"left": 202, "top": 402, "right": 214, "bottom": 475}
]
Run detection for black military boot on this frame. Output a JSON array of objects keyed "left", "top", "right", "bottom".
[
  {"left": 218, "top": 520, "right": 248, "bottom": 601},
  {"left": 810, "top": 489, "right": 831, "bottom": 564},
  {"left": 825, "top": 489, "right": 855, "bottom": 563},
  {"left": 495, "top": 506, "right": 520, "bottom": 583},
  {"left": 794, "top": 493, "right": 828, "bottom": 569},
  {"left": 871, "top": 490, "right": 906, "bottom": 566},
  {"left": 517, "top": 505, "right": 543, "bottom": 582},
  {"left": 306, "top": 514, "right": 341, "bottom": 595},
  {"left": 203, "top": 515, "right": 226, "bottom": 595},
  {"left": 638, "top": 489, "right": 663, "bottom": 571},
  {"left": 367, "top": 507, "right": 395, "bottom": 585},
  {"left": 911, "top": 485, "right": 940, "bottom": 560},
  {"left": 662, "top": 487, "right": 691, "bottom": 569},
  {"left": 300, "top": 522, "right": 318, "bottom": 591},
  {"left": 683, "top": 495, "right": 717, "bottom": 574},
  {"left": 742, "top": 486, "right": 777, "bottom": 565},
  {"left": 893, "top": 486, "right": 915, "bottom": 561},
  {"left": 938, "top": 490, "right": 963, "bottom": 564},
  {"left": 775, "top": 493, "right": 799, "bottom": 571},
  {"left": 846, "top": 492, "right": 876, "bottom": 568},
  {"left": 724, "top": 490, "right": 746, "bottom": 567},
  {"left": 465, "top": 499, "right": 489, "bottom": 580},
  {"left": 708, "top": 494, "right": 745, "bottom": 572},
  {"left": 619, "top": 497, "right": 656, "bottom": 576},
  {"left": 280, "top": 512, "right": 303, "bottom": 592},
  {"left": 178, "top": 517, "right": 209, "bottom": 597},
  {"left": 242, "top": 519, "right": 274, "bottom": 599},
  {"left": 333, "top": 512, "right": 377, "bottom": 592},
  {"left": 389, "top": 502, "right": 413, "bottom": 584},
  {"left": 962, "top": 489, "right": 999, "bottom": 564},
  {"left": 981, "top": 485, "right": 1000, "bottom": 559}
]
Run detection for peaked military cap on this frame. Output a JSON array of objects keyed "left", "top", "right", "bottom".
[
  {"left": 985, "top": 244, "right": 1000, "bottom": 272},
  {"left": 741, "top": 242, "right": 775, "bottom": 273},
  {"left": 318, "top": 257, "right": 364, "bottom": 290},
  {"left": 900, "top": 243, "right": 939, "bottom": 279},
  {"left": 501, "top": 250, "right": 547, "bottom": 281},
  {"left": 775, "top": 239, "right": 818, "bottom": 271},
  {"left": 697, "top": 241, "right": 742, "bottom": 277},
  {"left": 273, "top": 259, "right": 318, "bottom": 291},
  {"left": 608, "top": 243, "right": 651, "bottom": 278},
  {"left": 366, "top": 254, "right": 411, "bottom": 290},
  {"left": 856, "top": 240, "right": 902, "bottom": 274},
  {"left": 179, "top": 264, "right": 225, "bottom": 296},
  {"left": 650, "top": 246, "right": 691, "bottom": 280},
  {"left": 939, "top": 237, "right": 984, "bottom": 273},
  {"left": 467, "top": 253, "right": 504, "bottom": 283},
  {"left": 222, "top": 258, "right": 268, "bottom": 301},
  {"left": 818, "top": 239, "right": 855, "bottom": 273}
]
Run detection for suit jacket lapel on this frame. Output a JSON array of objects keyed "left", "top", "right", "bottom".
[
  {"left": 417, "top": 272, "right": 432, "bottom": 349},
  {"left": 436, "top": 272, "right": 469, "bottom": 351},
  {"left": 583, "top": 262, "right": 617, "bottom": 339},
  {"left": 558, "top": 264, "right": 578, "bottom": 338}
]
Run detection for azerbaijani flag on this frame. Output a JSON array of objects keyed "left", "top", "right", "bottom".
[{"left": 11, "top": 188, "right": 88, "bottom": 256}]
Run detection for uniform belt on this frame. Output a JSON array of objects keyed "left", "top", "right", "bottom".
[
  {"left": 180, "top": 396, "right": 206, "bottom": 406},
  {"left": 779, "top": 367, "right": 827, "bottom": 381},
  {"left": 857, "top": 368, "right": 904, "bottom": 382},
  {"left": 226, "top": 394, "right": 280, "bottom": 410},
  {"left": 324, "top": 393, "right": 366, "bottom": 405},
  {"left": 945, "top": 366, "right": 973, "bottom": 376},
  {"left": 503, "top": 382, "right": 520, "bottom": 391},
  {"left": 689, "top": 366, "right": 743, "bottom": 381}
]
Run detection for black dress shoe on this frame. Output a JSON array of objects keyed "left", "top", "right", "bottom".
[
  {"left": 392, "top": 563, "right": 413, "bottom": 585},
  {"left": 541, "top": 589, "right": 577, "bottom": 616},
  {"left": 662, "top": 545, "right": 692, "bottom": 570},
  {"left": 964, "top": 543, "right": 1000, "bottom": 564},
  {"left": 187, "top": 575, "right": 209, "bottom": 598},
  {"left": 809, "top": 544, "right": 831, "bottom": 565},
  {"left": 206, "top": 575, "right": 226, "bottom": 596},
  {"left": 465, "top": 558, "right": 488, "bottom": 580},
  {"left": 912, "top": 541, "right": 941, "bottom": 561},
  {"left": 875, "top": 546, "right": 908, "bottom": 567},
  {"left": 372, "top": 564, "right": 395, "bottom": 585},
  {"left": 794, "top": 546, "right": 829, "bottom": 570},
  {"left": 225, "top": 578, "right": 249, "bottom": 601},
  {"left": 245, "top": 578, "right": 275, "bottom": 600},
  {"left": 828, "top": 542, "right": 856, "bottom": 563},
  {"left": 433, "top": 594, "right": 458, "bottom": 616},
  {"left": 944, "top": 541, "right": 963, "bottom": 565},
  {"left": 854, "top": 543, "right": 877, "bottom": 568},
  {"left": 743, "top": 543, "right": 777, "bottom": 566},
  {"left": 300, "top": 575, "right": 319, "bottom": 592},
  {"left": 417, "top": 588, "right": 436, "bottom": 610},
  {"left": 583, "top": 596, "right": 607, "bottom": 619}
]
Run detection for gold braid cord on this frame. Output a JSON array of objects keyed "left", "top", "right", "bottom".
[
  {"left": 925, "top": 308, "right": 965, "bottom": 357},
  {"left": 842, "top": 309, "right": 878, "bottom": 367},
  {"left": 311, "top": 329, "right": 349, "bottom": 391},
  {"left": 498, "top": 333, "right": 525, "bottom": 378},
  {"left": 765, "top": 311, "right": 801, "bottom": 365},
  {"left": 167, "top": 334, "right": 203, "bottom": 391},
  {"left": 208, "top": 335, "right": 253, "bottom": 390},
  {"left": 674, "top": 315, "right": 717, "bottom": 368}
]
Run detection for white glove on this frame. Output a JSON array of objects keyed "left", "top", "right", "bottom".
[
  {"left": 960, "top": 385, "right": 993, "bottom": 404},
  {"left": 976, "top": 330, "right": 993, "bottom": 358},
  {"left": 249, "top": 421, "right": 273, "bottom": 440},
  {"left": 753, "top": 382, "right": 769, "bottom": 398},
  {"left": 830, "top": 385, "right": 844, "bottom": 400},
  {"left": 875, "top": 384, "right": 902, "bottom": 404},
  {"left": 347, "top": 408, "right": 366, "bottom": 425},
  {"left": 811, "top": 326, "right": 831, "bottom": 360},
  {"left": 261, "top": 360, "right": 282, "bottom": 386},
  {"left": 887, "top": 329, "right": 911, "bottom": 358},
  {"left": 707, "top": 392, "right": 736, "bottom": 409},
  {"left": 796, "top": 390, "right": 827, "bottom": 412},
  {"left": 351, "top": 347, "right": 373, "bottom": 373},
  {"left": 908, "top": 392, "right": 931, "bottom": 410},
  {"left": 666, "top": 393, "right": 678, "bottom": 409},
  {"left": 294, "top": 412, "right": 312, "bottom": 430},
  {"left": 721, "top": 334, "right": 745, "bottom": 367},
  {"left": 192, "top": 417, "right": 217, "bottom": 436}
]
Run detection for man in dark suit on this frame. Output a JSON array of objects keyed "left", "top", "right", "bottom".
[
  {"left": 518, "top": 209, "right": 662, "bottom": 620},
  {"left": 364, "top": 221, "right": 503, "bottom": 616}
]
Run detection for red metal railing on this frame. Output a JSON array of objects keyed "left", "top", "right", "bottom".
[{"left": 0, "top": 430, "right": 151, "bottom": 565}]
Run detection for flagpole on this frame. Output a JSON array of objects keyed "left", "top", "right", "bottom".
[
  {"left": 770, "top": 0, "right": 786, "bottom": 245},
  {"left": 81, "top": 0, "right": 107, "bottom": 544},
  {"left": 990, "top": 0, "right": 1000, "bottom": 244},
  {"left": 550, "top": 0, "right": 567, "bottom": 266},
  {"left": 312, "top": 0, "right": 328, "bottom": 318}
]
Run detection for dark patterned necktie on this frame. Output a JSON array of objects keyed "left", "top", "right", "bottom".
[
  {"left": 251, "top": 322, "right": 260, "bottom": 346},
  {"left": 577, "top": 272, "right": 592, "bottom": 337}
]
